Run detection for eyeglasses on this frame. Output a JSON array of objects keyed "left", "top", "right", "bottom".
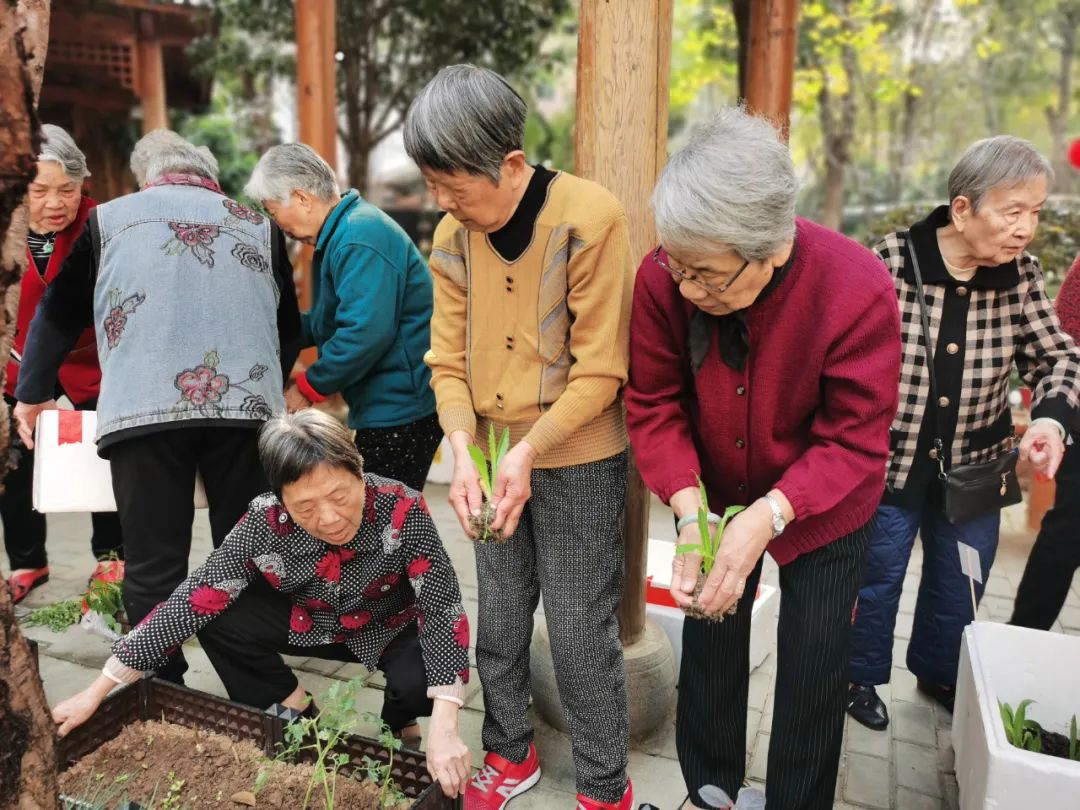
[{"left": 653, "top": 246, "right": 751, "bottom": 294}]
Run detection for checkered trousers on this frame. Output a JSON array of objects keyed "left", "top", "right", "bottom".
[{"left": 875, "top": 230, "right": 1080, "bottom": 491}]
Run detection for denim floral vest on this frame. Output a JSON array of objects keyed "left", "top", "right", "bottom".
[{"left": 92, "top": 182, "right": 284, "bottom": 441}]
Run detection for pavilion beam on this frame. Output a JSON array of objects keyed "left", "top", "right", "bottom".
[
  {"left": 745, "top": 0, "right": 799, "bottom": 139},
  {"left": 576, "top": 0, "right": 673, "bottom": 648}
]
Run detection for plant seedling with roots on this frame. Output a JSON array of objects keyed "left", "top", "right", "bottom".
[
  {"left": 1000, "top": 699, "right": 1043, "bottom": 753},
  {"left": 466, "top": 424, "right": 510, "bottom": 543},
  {"left": 675, "top": 476, "right": 745, "bottom": 622}
]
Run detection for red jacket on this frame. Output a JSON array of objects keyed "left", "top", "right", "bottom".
[
  {"left": 625, "top": 218, "right": 902, "bottom": 564},
  {"left": 1058, "top": 256, "right": 1080, "bottom": 340},
  {"left": 6, "top": 196, "right": 101, "bottom": 404}
]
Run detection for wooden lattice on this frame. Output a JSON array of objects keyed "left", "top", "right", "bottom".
[{"left": 49, "top": 39, "right": 134, "bottom": 90}]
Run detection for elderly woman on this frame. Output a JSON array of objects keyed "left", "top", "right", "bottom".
[
  {"left": 244, "top": 144, "right": 440, "bottom": 492},
  {"left": 403, "top": 65, "right": 635, "bottom": 810},
  {"left": 846, "top": 136, "right": 1080, "bottom": 731},
  {"left": 1011, "top": 255, "right": 1080, "bottom": 629},
  {"left": 624, "top": 108, "right": 902, "bottom": 810},
  {"left": 14, "top": 129, "right": 300, "bottom": 683},
  {"left": 51, "top": 410, "right": 472, "bottom": 798},
  {"left": 3, "top": 125, "right": 123, "bottom": 602}
]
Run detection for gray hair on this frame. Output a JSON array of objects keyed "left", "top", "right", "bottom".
[
  {"left": 403, "top": 64, "right": 527, "bottom": 184},
  {"left": 652, "top": 107, "right": 797, "bottom": 261},
  {"left": 244, "top": 143, "right": 340, "bottom": 205},
  {"left": 130, "top": 129, "right": 219, "bottom": 187},
  {"left": 38, "top": 124, "right": 90, "bottom": 181},
  {"left": 258, "top": 410, "right": 364, "bottom": 495},
  {"left": 948, "top": 136, "right": 1054, "bottom": 211}
]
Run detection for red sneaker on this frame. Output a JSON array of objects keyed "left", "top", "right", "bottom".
[
  {"left": 464, "top": 742, "right": 541, "bottom": 810},
  {"left": 576, "top": 780, "right": 633, "bottom": 810}
]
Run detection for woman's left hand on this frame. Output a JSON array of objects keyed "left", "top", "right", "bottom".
[
  {"left": 425, "top": 701, "right": 471, "bottom": 798},
  {"left": 696, "top": 501, "right": 772, "bottom": 616},
  {"left": 1020, "top": 421, "right": 1066, "bottom": 479},
  {"left": 489, "top": 441, "right": 537, "bottom": 538},
  {"left": 284, "top": 385, "right": 311, "bottom": 413}
]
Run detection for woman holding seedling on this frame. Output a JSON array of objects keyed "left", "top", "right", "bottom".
[
  {"left": 625, "top": 107, "right": 902, "bottom": 810},
  {"left": 51, "top": 410, "right": 473, "bottom": 799}
]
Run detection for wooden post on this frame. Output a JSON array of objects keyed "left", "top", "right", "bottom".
[
  {"left": 576, "top": 0, "right": 673, "bottom": 646},
  {"left": 745, "top": 0, "right": 799, "bottom": 139},
  {"left": 136, "top": 13, "right": 167, "bottom": 133}
]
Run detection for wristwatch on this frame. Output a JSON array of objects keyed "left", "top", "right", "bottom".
[{"left": 763, "top": 493, "right": 786, "bottom": 538}]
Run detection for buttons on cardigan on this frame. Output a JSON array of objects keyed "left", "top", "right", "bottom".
[
  {"left": 946, "top": 342, "right": 959, "bottom": 354},
  {"left": 495, "top": 393, "right": 505, "bottom": 410},
  {"left": 737, "top": 483, "right": 747, "bottom": 493},
  {"left": 505, "top": 276, "right": 514, "bottom": 293},
  {"left": 506, "top": 335, "right": 514, "bottom": 351},
  {"left": 735, "top": 438, "right": 745, "bottom": 448},
  {"left": 736, "top": 385, "right": 746, "bottom": 396},
  {"left": 956, "top": 286, "right": 969, "bottom": 296},
  {"left": 938, "top": 396, "right": 950, "bottom": 407}
]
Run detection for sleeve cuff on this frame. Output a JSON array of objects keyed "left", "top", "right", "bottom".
[
  {"left": 437, "top": 405, "right": 477, "bottom": 439},
  {"left": 296, "top": 371, "right": 329, "bottom": 404},
  {"left": 1029, "top": 417, "right": 1067, "bottom": 442},
  {"left": 426, "top": 677, "right": 466, "bottom": 704},
  {"left": 522, "top": 416, "right": 567, "bottom": 459},
  {"left": 102, "top": 655, "right": 143, "bottom": 685}
]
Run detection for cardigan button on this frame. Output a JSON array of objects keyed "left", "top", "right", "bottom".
[
  {"left": 735, "top": 438, "right": 745, "bottom": 449},
  {"left": 956, "top": 286, "right": 969, "bottom": 296},
  {"left": 736, "top": 385, "right": 746, "bottom": 396},
  {"left": 496, "top": 393, "right": 503, "bottom": 400},
  {"left": 737, "top": 483, "right": 747, "bottom": 493},
  {"left": 506, "top": 286, "right": 513, "bottom": 292},
  {"left": 946, "top": 342, "right": 959, "bottom": 354},
  {"left": 938, "top": 395, "right": 950, "bottom": 407}
]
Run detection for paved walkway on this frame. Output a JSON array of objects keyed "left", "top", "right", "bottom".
[{"left": 12, "top": 487, "right": 1078, "bottom": 809}]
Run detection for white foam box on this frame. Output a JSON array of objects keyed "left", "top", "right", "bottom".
[
  {"left": 426, "top": 436, "right": 454, "bottom": 485},
  {"left": 953, "top": 622, "right": 1080, "bottom": 809},
  {"left": 33, "top": 409, "right": 207, "bottom": 512},
  {"left": 644, "top": 537, "right": 778, "bottom": 678}
]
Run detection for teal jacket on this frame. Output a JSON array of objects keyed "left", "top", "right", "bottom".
[{"left": 300, "top": 191, "right": 436, "bottom": 429}]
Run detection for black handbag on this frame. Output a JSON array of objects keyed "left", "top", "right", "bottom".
[{"left": 908, "top": 247, "right": 1021, "bottom": 525}]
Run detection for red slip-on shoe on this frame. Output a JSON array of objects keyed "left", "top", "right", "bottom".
[
  {"left": 8, "top": 567, "right": 50, "bottom": 603},
  {"left": 576, "top": 780, "right": 633, "bottom": 810},
  {"left": 464, "top": 742, "right": 541, "bottom": 810}
]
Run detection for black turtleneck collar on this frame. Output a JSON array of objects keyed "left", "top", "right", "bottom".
[
  {"left": 905, "top": 205, "right": 1020, "bottom": 289},
  {"left": 489, "top": 164, "right": 558, "bottom": 263}
]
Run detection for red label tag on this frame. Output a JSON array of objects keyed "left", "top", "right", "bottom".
[{"left": 57, "top": 410, "right": 83, "bottom": 445}]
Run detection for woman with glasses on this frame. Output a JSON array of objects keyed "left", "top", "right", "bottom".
[{"left": 624, "top": 107, "right": 902, "bottom": 810}]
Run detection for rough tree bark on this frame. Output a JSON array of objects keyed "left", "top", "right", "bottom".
[
  {"left": 1045, "top": 4, "right": 1080, "bottom": 192},
  {"left": 0, "top": 1, "right": 59, "bottom": 808},
  {"left": 818, "top": 23, "right": 857, "bottom": 232}
]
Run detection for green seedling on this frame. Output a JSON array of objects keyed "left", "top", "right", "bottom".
[
  {"left": 25, "top": 598, "right": 83, "bottom": 633},
  {"left": 1070, "top": 714, "right": 1078, "bottom": 761},
  {"left": 466, "top": 424, "right": 510, "bottom": 543},
  {"left": 1000, "top": 699, "right": 1043, "bottom": 753},
  {"left": 675, "top": 475, "right": 746, "bottom": 576}
]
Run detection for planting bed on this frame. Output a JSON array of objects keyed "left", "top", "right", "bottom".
[{"left": 57, "top": 678, "right": 453, "bottom": 809}]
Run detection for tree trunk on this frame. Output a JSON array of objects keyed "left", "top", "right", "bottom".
[
  {"left": 731, "top": 0, "right": 752, "bottom": 101},
  {"left": 0, "top": 2, "right": 59, "bottom": 809},
  {"left": 1046, "top": 9, "right": 1078, "bottom": 192}
]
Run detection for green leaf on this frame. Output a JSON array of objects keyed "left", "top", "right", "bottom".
[
  {"left": 467, "top": 445, "right": 492, "bottom": 497},
  {"left": 488, "top": 423, "right": 498, "bottom": 476},
  {"left": 1070, "top": 715, "right": 1078, "bottom": 760},
  {"left": 496, "top": 427, "right": 510, "bottom": 469},
  {"left": 675, "top": 543, "right": 702, "bottom": 556}
]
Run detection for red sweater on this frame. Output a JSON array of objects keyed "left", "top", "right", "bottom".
[
  {"left": 625, "top": 218, "right": 902, "bottom": 564},
  {"left": 1058, "top": 256, "right": 1080, "bottom": 340}
]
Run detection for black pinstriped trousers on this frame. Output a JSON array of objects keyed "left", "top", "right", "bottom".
[{"left": 677, "top": 524, "right": 869, "bottom": 810}]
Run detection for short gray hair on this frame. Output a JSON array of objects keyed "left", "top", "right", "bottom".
[
  {"left": 948, "top": 136, "right": 1054, "bottom": 211},
  {"left": 244, "top": 143, "right": 340, "bottom": 205},
  {"left": 130, "top": 129, "right": 219, "bottom": 187},
  {"left": 38, "top": 124, "right": 90, "bottom": 181},
  {"left": 652, "top": 107, "right": 797, "bottom": 261},
  {"left": 403, "top": 64, "right": 527, "bottom": 184},
  {"left": 258, "top": 410, "right": 364, "bottom": 495}
]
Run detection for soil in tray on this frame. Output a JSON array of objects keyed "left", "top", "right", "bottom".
[
  {"left": 60, "top": 720, "right": 400, "bottom": 809},
  {"left": 1040, "top": 730, "right": 1076, "bottom": 760}
]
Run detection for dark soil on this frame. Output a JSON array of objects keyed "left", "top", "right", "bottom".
[
  {"left": 681, "top": 575, "right": 733, "bottom": 624},
  {"left": 467, "top": 501, "right": 503, "bottom": 544},
  {"left": 1040, "top": 729, "right": 1075, "bottom": 760},
  {"left": 60, "top": 720, "right": 395, "bottom": 809}
]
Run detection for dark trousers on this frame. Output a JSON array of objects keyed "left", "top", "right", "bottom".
[
  {"left": 1, "top": 397, "right": 122, "bottom": 570},
  {"left": 197, "top": 579, "right": 433, "bottom": 731},
  {"left": 353, "top": 412, "right": 442, "bottom": 492},
  {"left": 1012, "top": 438, "right": 1080, "bottom": 630},
  {"left": 677, "top": 525, "right": 868, "bottom": 810},
  {"left": 109, "top": 426, "right": 268, "bottom": 683}
]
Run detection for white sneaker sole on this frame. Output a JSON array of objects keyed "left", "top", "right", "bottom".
[{"left": 495, "top": 766, "right": 542, "bottom": 809}]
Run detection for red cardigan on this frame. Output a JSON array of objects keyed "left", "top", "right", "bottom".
[
  {"left": 6, "top": 196, "right": 101, "bottom": 404},
  {"left": 625, "top": 218, "right": 902, "bottom": 564},
  {"left": 1058, "top": 256, "right": 1080, "bottom": 340}
]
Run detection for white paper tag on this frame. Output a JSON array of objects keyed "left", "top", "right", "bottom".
[
  {"left": 80, "top": 610, "right": 121, "bottom": 642},
  {"left": 957, "top": 540, "right": 984, "bottom": 584}
]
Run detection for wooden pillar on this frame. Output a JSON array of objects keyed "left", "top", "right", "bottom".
[
  {"left": 576, "top": 0, "right": 673, "bottom": 646},
  {"left": 136, "top": 13, "right": 167, "bottom": 133},
  {"left": 745, "top": 0, "right": 799, "bottom": 139}
]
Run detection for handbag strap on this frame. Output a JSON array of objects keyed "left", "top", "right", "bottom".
[{"left": 906, "top": 241, "right": 948, "bottom": 479}]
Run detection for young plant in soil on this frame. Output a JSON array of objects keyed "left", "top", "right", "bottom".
[
  {"left": 25, "top": 576, "right": 126, "bottom": 635},
  {"left": 675, "top": 476, "right": 745, "bottom": 623},
  {"left": 1000, "top": 699, "right": 1042, "bottom": 753},
  {"left": 466, "top": 424, "right": 510, "bottom": 543}
]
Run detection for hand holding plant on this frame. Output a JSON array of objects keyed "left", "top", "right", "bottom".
[
  {"left": 673, "top": 477, "right": 745, "bottom": 622},
  {"left": 465, "top": 425, "right": 510, "bottom": 543}
]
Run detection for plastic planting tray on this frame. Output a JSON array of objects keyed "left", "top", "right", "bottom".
[{"left": 58, "top": 677, "right": 456, "bottom": 809}]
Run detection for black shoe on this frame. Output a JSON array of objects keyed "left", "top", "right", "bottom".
[
  {"left": 917, "top": 680, "right": 955, "bottom": 713},
  {"left": 846, "top": 684, "right": 889, "bottom": 730}
]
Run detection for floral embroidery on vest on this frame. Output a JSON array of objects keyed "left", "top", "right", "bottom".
[
  {"left": 163, "top": 223, "right": 221, "bottom": 267},
  {"left": 172, "top": 349, "right": 273, "bottom": 418},
  {"left": 231, "top": 243, "right": 270, "bottom": 274},
  {"left": 102, "top": 288, "right": 146, "bottom": 349},
  {"left": 222, "top": 199, "right": 265, "bottom": 225}
]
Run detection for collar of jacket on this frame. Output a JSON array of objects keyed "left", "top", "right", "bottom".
[
  {"left": 316, "top": 189, "right": 361, "bottom": 252},
  {"left": 905, "top": 205, "right": 1020, "bottom": 289}
]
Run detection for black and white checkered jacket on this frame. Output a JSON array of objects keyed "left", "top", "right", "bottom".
[{"left": 876, "top": 206, "right": 1080, "bottom": 493}]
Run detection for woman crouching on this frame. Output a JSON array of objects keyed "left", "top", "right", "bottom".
[{"left": 51, "top": 410, "right": 472, "bottom": 797}]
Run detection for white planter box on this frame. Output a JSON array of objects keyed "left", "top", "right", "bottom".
[
  {"left": 953, "top": 622, "right": 1080, "bottom": 810},
  {"left": 33, "top": 410, "right": 207, "bottom": 512},
  {"left": 426, "top": 437, "right": 454, "bottom": 485},
  {"left": 644, "top": 537, "right": 778, "bottom": 678}
]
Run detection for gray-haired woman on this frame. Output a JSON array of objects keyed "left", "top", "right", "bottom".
[
  {"left": 625, "top": 107, "right": 902, "bottom": 810},
  {"left": 14, "top": 129, "right": 301, "bottom": 683},
  {"left": 2, "top": 124, "right": 124, "bottom": 603},
  {"left": 50, "top": 410, "right": 473, "bottom": 798},
  {"left": 846, "top": 136, "right": 1080, "bottom": 732},
  {"left": 244, "top": 144, "right": 440, "bottom": 491}
]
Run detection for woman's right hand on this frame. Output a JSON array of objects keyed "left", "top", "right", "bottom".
[
  {"left": 670, "top": 520, "right": 704, "bottom": 609},
  {"left": 52, "top": 674, "right": 114, "bottom": 736},
  {"left": 448, "top": 432, "right": 484, "bottom": 538}
]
